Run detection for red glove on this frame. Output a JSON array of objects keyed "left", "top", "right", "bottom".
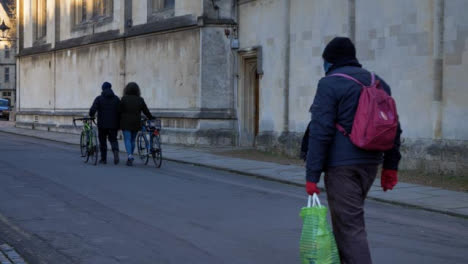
[
  {"left": 306, "top": 181, "right": 320, "bottom": 195},
  {"left": 381, "top": 169, "right": 398, "bottom": 192}
]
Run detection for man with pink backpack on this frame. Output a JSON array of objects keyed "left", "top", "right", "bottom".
[{"left": 305, "top": 37, "right": 402, "bottom": 264}]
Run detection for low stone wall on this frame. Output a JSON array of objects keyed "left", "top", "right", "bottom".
[
  {"left": 256, "top": 131, "right": 468, "bottom": 178},
  {"left": 399, "top": 138, "right": 468, "bottom": 177},
  {"left": 15, "top": 111, "right": 468, "bottom": 177},
  {"left": 15, "top": 111, "right": 236, "bottom": 146}
]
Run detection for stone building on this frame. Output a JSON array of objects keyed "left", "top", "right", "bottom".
[
  {"left": 16, "top": 0, "right": 468, "bottom": 176},
  {"left": 0, "top": 0, "right": 15, "bottom": 108}
]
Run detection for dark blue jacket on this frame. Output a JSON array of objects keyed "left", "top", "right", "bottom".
[
  {"left": 89, "top": 89, "right": 121, "bottom": 129},
  {"left": 306, "top": 65, "right": 402, "bottom": 183}
]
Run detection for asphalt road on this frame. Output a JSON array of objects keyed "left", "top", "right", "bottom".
[{"left": 0, "top": 132, "right": 467, "bottom": 264}]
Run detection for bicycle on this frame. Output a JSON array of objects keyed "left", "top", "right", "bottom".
[
  {"left": 136, "top": 117, "right": 163, "bottom": 168},
  {"left": 73, "top": 117, "right": 100, "bottom": 166}
]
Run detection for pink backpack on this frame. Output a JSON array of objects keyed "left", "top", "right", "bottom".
[{"left": 330, "top": 73, "right": 398, "bottom": 151}]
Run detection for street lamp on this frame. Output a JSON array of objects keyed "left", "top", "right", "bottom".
[{"left": 0, "top": 20, "right": 10, "bottom": 38}]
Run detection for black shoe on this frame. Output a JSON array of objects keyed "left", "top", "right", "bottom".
[
  {"left": 126, "top": 159, "right": 133, "bottom": 166},
  {"left": 99, "top": 159, "right": 107, "bottom": 164},
  {"left": 113, "top": 151, "right": 120, "bottom": 165}
]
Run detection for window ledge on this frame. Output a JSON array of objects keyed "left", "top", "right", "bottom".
[
  {"left": 33, "top": 37, "right": 46, "bottom": 47},
  {"left": 148, "top": 8, "right": 175, "bottom": 23},
  {"left": 72, "top": 16, "right": 114, "bottom": 32}
]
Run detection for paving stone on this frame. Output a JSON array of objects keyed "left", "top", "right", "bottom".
[
  {"left": 0, "top": 245, "right": 12, "bottom": 252},
  {"left": 0, "top": 244, "right": 25, "bottom": 264},
  {"left": 0, "top": 252, "right": 13, "bottom": 264}
]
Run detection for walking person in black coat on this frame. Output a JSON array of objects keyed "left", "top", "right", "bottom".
[
  {"left": 120, "top": 82, "right": 154, "bottom": 166},
  {"left": 89, "top": 82, "right": 121, "bottom": 165}
]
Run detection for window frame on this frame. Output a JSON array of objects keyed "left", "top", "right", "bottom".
[
  {"left": 93, "top": 0, "right": 113, "bottom": 19},
  {"left": 34, "top": 0, "right": 47, "bottom": 44},
  {"left": 72, "top": 0, "right": 114, "bottom": 31},
  {"left": 4, "top": 45, "right": 9, "bottom": 59},
  {"left": 147, "top": 0, "right": 175, "bottom": 22},
  {"left": 4, "top": 67, "right": 10, "bottom": 83}
]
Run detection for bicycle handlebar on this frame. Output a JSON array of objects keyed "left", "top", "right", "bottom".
[
  {"left": 73, "top": 117, "right": 96, "bottom": 127},
  {"left": 140, "top": 116, "right": 155, "bottom": 121}
]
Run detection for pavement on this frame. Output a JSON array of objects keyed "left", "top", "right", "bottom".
[
  {"left": 0, "top": 132, "right": 467, "bottom": 263},
  {"left": 0, "top": 121, "right": 467, "bottom": 219}
]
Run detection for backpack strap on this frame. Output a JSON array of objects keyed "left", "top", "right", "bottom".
[
  {"left": 328, "top": 72, "right": 376, "bottom": 87},
  {"left": 328, "top": 72, "right": 376, "bottom": 136},
  {"left": 336, "top": 123, "right": 348, "bottom": 136}
]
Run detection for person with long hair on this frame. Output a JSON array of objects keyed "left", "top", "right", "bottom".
[{"left": 120, "top": 82, "right": 154, "bottom": 166}]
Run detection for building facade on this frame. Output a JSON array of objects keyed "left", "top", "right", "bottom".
[
  {"left": 16, "top": 0, "right": 468, "bottom": 176},
  {"left": 0, "top": 0, "right": 15, "bottom": 108}
]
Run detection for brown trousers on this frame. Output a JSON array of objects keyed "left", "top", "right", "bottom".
[{"left": 325, "top": 165, "right": 378, "bottom": 264}]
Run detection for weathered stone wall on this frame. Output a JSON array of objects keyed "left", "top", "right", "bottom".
[
  {"left": 126, "top": 30, "right": 201, "bottom": 110},
  {"left": 356, "top": 0, "right": 435, "bottom": 139},
  {"left": 15, "top": 0, "right": 468, "bottom": 175},
  {"left": 288, "top": 0, "right": 352, "bottom": 133},
  {"left": 200, "top": 27, "right": 233, "bottom": 109},
  {"left": 238, "top": 0, "right": 289, "bottom": 133},
  {"left": 442, "top": 0, "right": 468, "bottom": 140},
  {"left": 17, "top": 53, "right": 54, "bottom": 110},
  {"left": 55, "top": 41, "right": 125, "bottom": 110},
  {"left": 17, "top": 0, "right": 236, "bottom": 146},
  {"left": 16, "top": 27, "right": 236, "bottom": 144},
  {"left": 238, "top": 0, "right": 468, "bottom": 176}
]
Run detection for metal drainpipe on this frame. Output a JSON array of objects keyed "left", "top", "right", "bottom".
[
  {"left": 233, "top": 0, "right": 240, "bottom": 146},
  {"left": 348, "top": 0, "right": 356, "bottom": 42},
  {"left": 433, "top": 0, "right": 445, "bottom": 139},
  {"left": 283, "top": 0, "right": 291, "bottom": 134}
]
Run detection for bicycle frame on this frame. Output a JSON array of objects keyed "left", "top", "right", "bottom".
[
  {"left": 73, "top": 117, "right": 97, "bottom": 152},
  {"left": 140, "top": 119, "right": 161, "bottom": 153}
]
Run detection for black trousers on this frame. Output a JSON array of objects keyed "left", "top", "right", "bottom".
[
  {"left": 325, "top": 164, "right": 378, "bottom": 264},
  {"left": 98, "top": 128, "right": 119, "bottom": 159}
]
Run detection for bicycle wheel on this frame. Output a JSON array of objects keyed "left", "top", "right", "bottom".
[
  {"left": 80, "top": 131, "right": 88, "bottom": 162},
  {"left": 89, "top": 128, "right": 99, "bottom": 166},
  {"left": 137, "top": 132, "right": 149, "bottom": 165},
  {"left": 151, "top": 135, "right": 162, "bottom": 168}
]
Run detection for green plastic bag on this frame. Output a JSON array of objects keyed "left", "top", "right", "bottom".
[{"left": 300, "top": 194, "right": 340, "bottom": 264}]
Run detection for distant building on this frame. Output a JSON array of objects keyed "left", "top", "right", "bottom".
[
  {"left": 15, "top": 0, "right": 468, "bottom": 177},
  {"left": 0, "top": 0, "right": 15, "bottom": 108}
]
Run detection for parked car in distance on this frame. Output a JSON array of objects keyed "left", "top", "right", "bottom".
[{"left": 0, "top": 98, "right": 10, "bottom": 120}]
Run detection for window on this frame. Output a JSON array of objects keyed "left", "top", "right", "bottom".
[
  {"left": 73, "top": 0, "right": 113, "bottom": 26},
  {"left": 93, "top": 0, "right": 113, "bottom": 18},
  {"left": 4, "top": 68, "right": 9, "bottom": 83},
  {"left": 74, "top": 0, "right": 88, "bottom": 25},
  {"left": 4, "top": 46, "right": 9, "bottom": 59},
  {"left": 35, "top": 0, "right": 47, "bottom": 40},
  {"left": 148, "top": 0, "right": 175, "bottom": 21},
  {"left": 152, "top": 0, "right": 175, "bottom": 11}
]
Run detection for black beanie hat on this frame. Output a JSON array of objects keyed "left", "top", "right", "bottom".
[
  {"left": 102, "top": 82, "right": 112, "bottom": 90},
  {"left": 322, "top": 37, "right": 357, "bottom": 63}
]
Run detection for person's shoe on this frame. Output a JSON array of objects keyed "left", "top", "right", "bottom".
[
  {"left": 113, "top": 150, "right": 120, "bottom": 165},
  {"left": 126, "top": 159, "right": 133, "bottom": 166},
  {"left": 99, "top": 159, "right": 107, "bottom": 164}
]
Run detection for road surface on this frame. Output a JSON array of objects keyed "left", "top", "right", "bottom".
[{"left": 0, "top": 132, "right": 467, "bottom": 264}]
